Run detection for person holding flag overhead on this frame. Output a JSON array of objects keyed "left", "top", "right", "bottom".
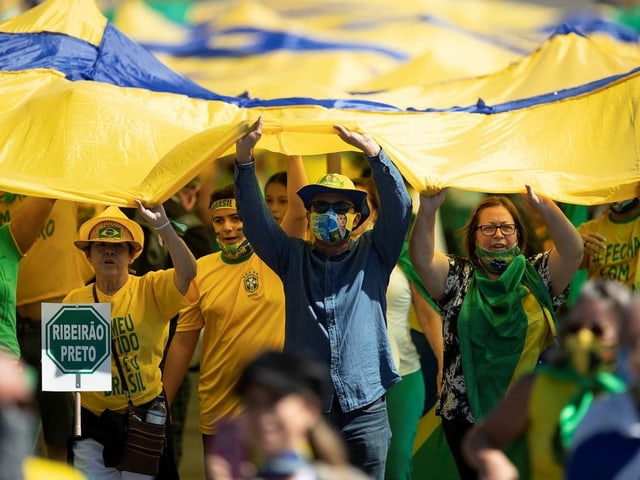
[
  {"left": 64, "top": 202, "right": 197, "bottom": 480},
  {"left": 234, "top": 116, "right": 412, "bottom": 480},
  {"left": 409, "top": 188, "right": 583, "bottom": 479}
]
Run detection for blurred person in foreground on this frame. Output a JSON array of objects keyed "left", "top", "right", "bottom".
[
  {"left": 0, "top": 350, "right": 87, "bottom": 480},
  {"left": 566, "top": 296, "right": 640, "bottom": 480},
  {"left": 409, "top": 187, "right": 583, "bottom": 479},
  {"left": 208, "top": 350, "right": 371, "bottom": 480},
  {"left": 462, "top": 279, "right": 631, "bottom": 480}
]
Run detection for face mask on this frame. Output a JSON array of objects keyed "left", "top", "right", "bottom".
[
  {"left": 474, "top": 244, "right": 520, "bottom": 275},
  {"left": 309, "top": 211, "right": 356, "bottom": 242},
  {"left": 610, "top": 198, "right": 639, "bottom": 214},
  {"left": 563, "top": 329, "right": 604, "bottom": 375},
  {"left": 216, "top": 236, "right": 253, "bottom": 260}
]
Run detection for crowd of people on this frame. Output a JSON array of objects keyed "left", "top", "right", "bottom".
[{"left": 2, "top": 119, "right": 640, "bottom": 480}]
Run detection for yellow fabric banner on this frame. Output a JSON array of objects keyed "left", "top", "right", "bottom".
[{"left": 0, "top": 0, "right": 638, "bottom": 207}]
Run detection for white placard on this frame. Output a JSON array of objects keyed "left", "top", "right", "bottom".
[{"left": 41, "top": 302, "right": 112, "bottom": 391}]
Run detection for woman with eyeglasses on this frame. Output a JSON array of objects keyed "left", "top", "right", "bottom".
[{"left": 409, "top": 185, "right": 584, "bottom": 479}]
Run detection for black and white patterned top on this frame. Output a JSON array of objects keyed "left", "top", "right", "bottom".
[{"left": 436, "top": 251, "right": 568, "bottom": 423}]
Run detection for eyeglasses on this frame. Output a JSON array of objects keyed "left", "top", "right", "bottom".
[
  {"left": 476, "top": 224, "right": 517, "bottom": 236},
  {"left": 310, "top": 201, "right": 354, "bottom": 215}
]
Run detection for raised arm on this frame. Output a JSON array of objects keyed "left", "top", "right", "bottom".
[
  {"left": 523, "top": 185, "right": 583, "bottom": 296},
  {"left": 135, "top": 200, "right": 197, "bottom": 295},
  {"left": 280, "top": 155, "right": 308, "bottom": 239},
  {"left": 409, "top": 191, "right": 450, "bottom": 301},
  {"left": 462, "top": 375, "right": 534, "bottom": 480},
  {"left": 9, "top": 196, "right": 56, "bottom": 254}
]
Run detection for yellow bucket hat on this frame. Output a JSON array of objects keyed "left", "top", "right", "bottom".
[
  {"left": 297, "top": 173, "right": 370, "bottom": 223},
  {"left": 74, "top": 206, "right": 144, "bottom": 259}
]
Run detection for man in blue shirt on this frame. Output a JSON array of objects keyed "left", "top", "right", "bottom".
[{"left": 234, "top": 117, "right": 412, "bottom": 479}]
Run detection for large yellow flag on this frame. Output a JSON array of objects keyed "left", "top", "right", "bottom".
[{"left": 0, "top": 0, "right": 639, "bottom": 208}]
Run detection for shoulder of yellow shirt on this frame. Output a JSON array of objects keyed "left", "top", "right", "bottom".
[{"left": 23, "top": 456, "right": 87, "bottom": 480}]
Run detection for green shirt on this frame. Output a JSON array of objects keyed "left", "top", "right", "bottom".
[{"left": 0, "top": 223, "right": 23, "bottom": 357}]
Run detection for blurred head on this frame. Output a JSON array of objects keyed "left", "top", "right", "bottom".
[
  {"left": 463, "top": 196, "right": 527, "bottom": 272},
  {"left": 236, "top": 351, "right": 330, "bottom": 460},
  {"left": 558, "top": 279, "right": 631, "bottom": 374},
  {"left": 351, "top": 177, "right": 379, "bottom": 238},
  {"left": 265, "top": 171, "right": 288, "bottom": 224},
  {"left": 209, "top": 184, "right": 252, "bottom": 260}
]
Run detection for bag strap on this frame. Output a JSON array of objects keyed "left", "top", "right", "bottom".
[{"left": 92, "top": 284, "right": 133, "bottom": 406}]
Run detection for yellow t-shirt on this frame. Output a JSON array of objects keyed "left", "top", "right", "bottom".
[
  {"left": 0, "top": 198, "right": 94, "bottom": 312},
  {"left": 527, "top": 374, "right": 579, "bottom": 480},
  {"left": 178, "top": 252, "right": 285, "bottom": 435},
  {"left": 577, "top": 211, "right": 640, "bottom": 292},
  {"left": 24, "top": 456, "right": 88, "bottom": 480},
  {"left": 64, "top": 271, "right": 198, "bottom": 415}
]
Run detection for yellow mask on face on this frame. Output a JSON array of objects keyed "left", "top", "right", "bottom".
[{"left": 564, "top": 329, "right": 603, "bottom": 375}]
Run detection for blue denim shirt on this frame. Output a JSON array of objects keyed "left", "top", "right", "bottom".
[{"left": 235, "top": 149, "right": 412, "bottom": 412}]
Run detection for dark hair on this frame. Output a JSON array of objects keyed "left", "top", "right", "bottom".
[
  {"left": 236, "top": 350, "right": 330, "bottom": 408},
  {"left": 351, "top": 177, "right": 380, "bottom": 214},
  {"left": 209, "top": 184, "right": 235, "bottom": 208},
  {"left": 237, "top": 350, "right": 350, "bottom": 466},
  {"left": 560, "top": 278, "right": 631, "bottom": 341},
  {"left": 463, "top": 196, "right": 527, "bottom": 266},
  {"left": 265, "top": 171, "right": 287, "bottom": 191}
]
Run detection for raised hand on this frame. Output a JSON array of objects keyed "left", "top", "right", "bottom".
[
  {"left": 418, "top": 188, "right": 448, "bottom": 214},
  {"left": 333, "top": 124, "right": 381, "bottom": 157},
  {"left": 135, "top": 199, "right": 169, "bottom": 229},
  {"left": 236, "top": 116, "right": 263, "bottom": 164}
]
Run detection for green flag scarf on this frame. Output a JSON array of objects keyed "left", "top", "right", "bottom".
[
  {"left": 535, "top": 363, "right": 626, "bottom": 462},
  {"left": 458, "top": 255, "right": 556, "bottom": 420}
]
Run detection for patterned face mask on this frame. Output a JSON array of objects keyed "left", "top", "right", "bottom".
[
  {"left": 216, "top": 236, "right": 253, "bottom": 260},
  {"left": 474, "top": 244, "right": 521, "bottom": 275},
  {"left": 309, "top": 211, "right": 356, "bottom": 242}
]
